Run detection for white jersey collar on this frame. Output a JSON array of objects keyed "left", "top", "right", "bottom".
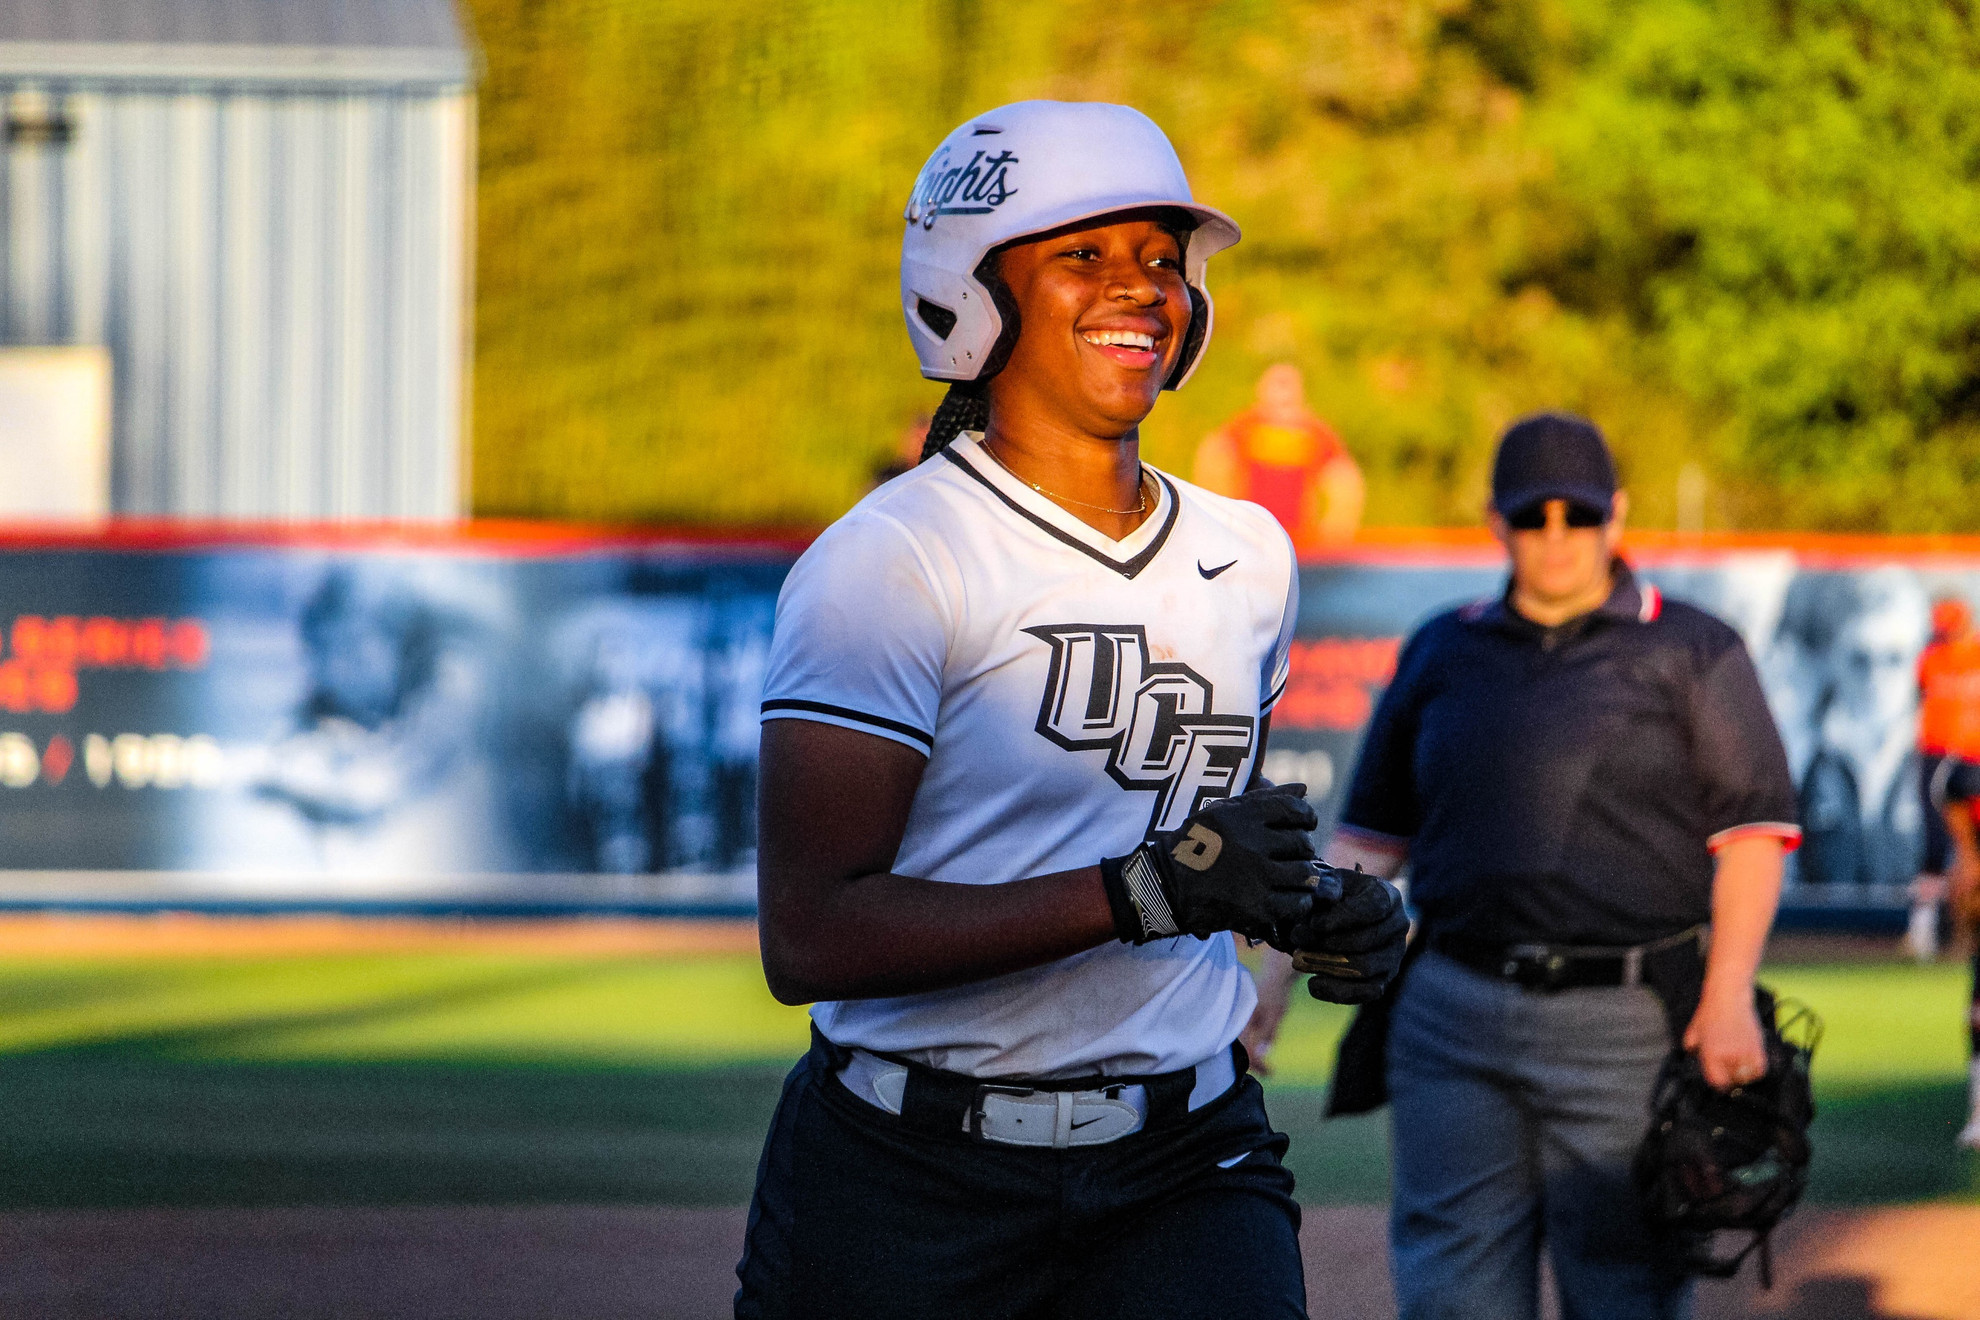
[{"left": 941, "top": 434, "right": 1179, "bottom": 580}]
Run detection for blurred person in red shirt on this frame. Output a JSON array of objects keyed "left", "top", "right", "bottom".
[
  {"left": 1194, "top": 363, "right": 1364, "bottom": 552},
  {"left": 871, "top": 414, "right": 933, "bottom": 489},
  {"left": 1917, "top": 595, "right": 1980, "bottom": 1148}
]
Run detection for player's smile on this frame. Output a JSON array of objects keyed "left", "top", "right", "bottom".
[
  {"left": 1078, "top": 324, "right": 1164, "bottom": 371},
  {"left": 989, "top": 212, "right": 1193, "bottom": 444}
]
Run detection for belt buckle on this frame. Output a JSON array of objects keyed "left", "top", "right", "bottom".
[
  {"left": 1504, "top": 945, "right": 1570, "bottom": 991},
  {"left": 972, "top": 1084, "right": 1144, "bottom": 1148},
  {"left": 971, "top": 1085, "right": 1048, "bottom": 1145}
]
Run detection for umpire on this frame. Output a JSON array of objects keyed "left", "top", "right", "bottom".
[{"left": 1250, "top": 413, "right": 1800, "bottom": 1320}]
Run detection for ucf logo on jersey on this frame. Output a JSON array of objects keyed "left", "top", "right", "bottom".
[{"left": 1025, "top": 624, "right": 1256, "bottom": 834}]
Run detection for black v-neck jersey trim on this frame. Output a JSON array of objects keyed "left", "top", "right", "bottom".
[{"left": 940, "top": 446, "right": 1180, "bottom": 580}]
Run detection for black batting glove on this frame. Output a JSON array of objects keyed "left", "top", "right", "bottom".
[
  {"left": 1288, "top": 864, "right": 1409, "bottom": 1004},
  {"left": 1100, "top": 783, "right": 1329, "bottom": 945}
]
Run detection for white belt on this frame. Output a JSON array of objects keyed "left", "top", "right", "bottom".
[{"left": 834, "top": 1045, "right": 1238, "bottom": 1149}]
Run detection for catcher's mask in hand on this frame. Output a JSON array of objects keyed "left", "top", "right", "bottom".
[{"left": 1633, "top": 991, "right": 1820, "bottom": 1289}]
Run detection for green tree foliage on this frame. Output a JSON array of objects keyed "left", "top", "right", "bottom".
[
  {"left": 465, "top": 0, "right": 1980, "bottom": 531},
  {"left": 1525, "top": 0, "right": 1980, "bottom": 529}
]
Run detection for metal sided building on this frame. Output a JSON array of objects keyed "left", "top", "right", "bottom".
[{"left": 0, "top": 0, "right": 474, "bottom": 520}]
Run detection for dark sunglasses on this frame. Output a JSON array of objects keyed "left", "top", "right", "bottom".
[{"left": 1504, "top": 500, "right": 1610, "bottom": 531}]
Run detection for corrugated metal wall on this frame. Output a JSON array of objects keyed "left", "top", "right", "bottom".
[{"left": 0, "top": 83, "right": 469, "bottom": 519}]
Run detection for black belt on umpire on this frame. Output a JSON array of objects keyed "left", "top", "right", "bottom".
[{"left": 1430, "top": 924, "right": 1709, "bottom": 993}]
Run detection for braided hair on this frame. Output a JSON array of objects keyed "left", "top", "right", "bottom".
[{"left": 920, "top": 383, "right": 991, "bottom": 462}]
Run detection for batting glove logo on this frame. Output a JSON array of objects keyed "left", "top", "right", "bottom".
[{"left": 1171, "top": 824, "right": 1224, "bottom": 871}]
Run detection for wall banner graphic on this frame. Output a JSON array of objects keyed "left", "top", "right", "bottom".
[
  {"left": 0, "top": 525, "right": 1966, "bottom": 924},
  {"left": 0, "top": 527, "right": 795, "bottom": 914}
]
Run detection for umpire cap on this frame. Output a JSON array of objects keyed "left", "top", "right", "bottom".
[{"left": 1491, "top": 412, "right": 1617, "bottom": 519}]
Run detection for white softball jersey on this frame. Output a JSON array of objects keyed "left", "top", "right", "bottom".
[{"left": 760, "top": 434, "right": 1299, "bottom": 1079}]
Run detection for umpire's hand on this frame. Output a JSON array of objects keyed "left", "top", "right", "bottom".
[
  {"left": 1285, "top": 865, "right": 1408, "bottom": 1004},
  {"left": 1100, "top": 784, "right": 1330, "bottom": 944}
]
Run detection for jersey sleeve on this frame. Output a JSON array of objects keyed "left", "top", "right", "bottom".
[
  {"left": 1689, "top": 639, "right": 1803, "bottom": 851},
  {"left": 1260, "top": 528, "right": 1299, "bottom": 716},
  {"left": 760, "top": 512, "right": 950, "bottom": 755}
]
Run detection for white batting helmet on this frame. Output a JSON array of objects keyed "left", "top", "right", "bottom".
[{"left": 900, "top": 101, "right": 1241, "bottom": 389}]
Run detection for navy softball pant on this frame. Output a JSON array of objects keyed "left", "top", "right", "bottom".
[{"left": 734, "top": 1032, "right": 1308, "bottom": 1319}]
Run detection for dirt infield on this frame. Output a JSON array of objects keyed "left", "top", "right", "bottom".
[
  {"left": 2, "top": 1204, "right": 1974, "bottom": 1319},
  {"left": 0, "top": 912, "right": 762, "bottom": 958}
]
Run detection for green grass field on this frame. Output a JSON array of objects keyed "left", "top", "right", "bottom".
[{"left": 1, "top": 941, "right": 1973, "bottom": 1209}]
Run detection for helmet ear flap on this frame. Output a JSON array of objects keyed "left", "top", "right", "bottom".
[
  {"left": 972, "top": 248, "right": 1023, "bottom": 383},
  {"left": 1164, "top": 284, "right": 1210, "bottom": 390}
]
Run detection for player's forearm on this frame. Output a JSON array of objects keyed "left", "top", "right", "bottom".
[
  {"left": 1700, "top": 835, "right": 1785, "bottom": 1005},
  {"left": 759, "top": 864, "right": 1117, "bottom": 1005},
  {"left": 757, "top": 718, "right": 1120, "bottom": 1003},
  {"left": 1315, "top": 461, "right": 1365, "bottom": 544},
  {"left": 1251, "top": 946, "right": 1297, "bottom": 1008},
  {"left": 1949, "top": 803, "right": 1979, "bottom": 854},
  {"left": 1935, "top": 804, "right": 1980, "bottom": 935},
  {"left": 1946, "top": 805, "right": 1980, "bottom": 902}
]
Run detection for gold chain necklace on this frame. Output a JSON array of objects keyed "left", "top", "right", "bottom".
[{"left": 981, "top": 441, "right": 1151, "bottom": 517}]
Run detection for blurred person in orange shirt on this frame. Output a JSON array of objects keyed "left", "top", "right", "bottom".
[
  {"left": 1916, "top": 594, "right": 1980, "bottom": 1148},
  {"left": 1194, "top": 363, "right": 1364, "bottom": 552},
  {"left": 1918, "top": 595, "right": 1980, "bottom": 893}
]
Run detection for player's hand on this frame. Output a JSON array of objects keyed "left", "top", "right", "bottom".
[
  {"left": 1685, "top": 985, "right": 1767, "bottom": 1091},
  {"left": 1100, "top": 783, "right": 1327, "bottom": 944},
  {"left": 1286, "top": 865, "right": 1408, "bottom": 1004}
]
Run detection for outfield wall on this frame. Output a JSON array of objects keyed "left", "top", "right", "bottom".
[{"left": 0, "top": 522, "right": 1964, "bottom": 925}]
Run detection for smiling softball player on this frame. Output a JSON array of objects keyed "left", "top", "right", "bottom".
[{"left": 731, "top": 101, "right": 1407, "bottom": 1319}]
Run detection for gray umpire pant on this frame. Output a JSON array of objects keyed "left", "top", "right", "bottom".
[{"left": 1386, "top": 949, "right": 1693, "bottom": 1320}]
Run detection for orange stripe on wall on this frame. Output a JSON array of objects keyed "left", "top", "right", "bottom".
[{"left": 1304, "top": 526, "right": 1980, "bottom": 566}]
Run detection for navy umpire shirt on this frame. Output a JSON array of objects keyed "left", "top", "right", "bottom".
[{"left": 1340, "top": 561, "right": 1800, "bottom": 948}]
